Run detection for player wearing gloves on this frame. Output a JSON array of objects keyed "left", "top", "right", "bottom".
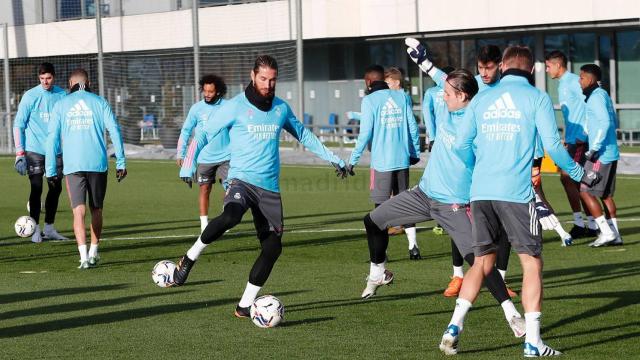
[
  {"left": 436, "top": 45, "right": 595, "bottom": 357},
  {"left": 45, "top": 68, "right": 126, "bottom": 269},
  {"left": 171, "top": 55, "right": 351, "bottom": 318},
  {"left": 177, "top": 75, "right": 230, "bottom": 232},
  {"left": 13, "top": 62, "right": 67, "bottom": 243},
  {"left": 578, "top": 64, "right": 621, "bottom": 247},
  {"left": 349, "top": 65, "right": 422, "bottom": 259}
]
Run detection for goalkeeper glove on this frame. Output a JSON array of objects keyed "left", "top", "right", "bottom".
[
  {"left": 580, "top": 168, "right": 601, "bottom": 187},
  {"left": 116, "top": 169, "right": 127, "bottom": 182},
  {"left": 181, "top": 176, "right": 193, "bottom": 188},
  {"left": 534, "top": 193, "right": 558, "bottom": 231},
  {"left": 333, "top": 162, "right": 351, "bottom": 179},
  {"left": 14, "top": 152, "right": 26, "bottom": 176},
  {"left": 405, "top": 38, "right": 434, "bottom": 75}
]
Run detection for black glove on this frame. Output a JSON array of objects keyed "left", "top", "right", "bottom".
[
  {"left": 580, "top": 168, "right": 602, "bottom": 187},
  {"left": 333, "top": 162, "right": 349, "bottom": 179},
  {"left": 116, "top": 169, "right": 127, "bottom": 182},
  {"left": 410, "top": 157, "right": 420, "bottom": 165},
  {"left": 181, "top": 176, "right": 193, "bottom": 188},
  {"left": 427, "top": 140, "right": 435, "bottom": 152},
  {"left": 345, "top": 164, "right": 355, "bottom": 176},
  {"left": 584, "top": 149, "right": 598, "bottom": 162},
  {"left": 46, "top": 175, "right": 60, "bottom": 186}
]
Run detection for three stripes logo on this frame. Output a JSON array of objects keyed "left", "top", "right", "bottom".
[
  {"left": 381, "top": 97, "right": 401, "bottom": 117},
  {"left": 66, "top": 99, "right": 93, "bottom": 118},
  {"left": 483, "top": 92, "right": 521, "bottom": 120},
  {"left": 529, "top": 201, "right": 540, "bottom": 236}
]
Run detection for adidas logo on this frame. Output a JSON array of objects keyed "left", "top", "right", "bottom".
[
  {"left": 66, "top": 99, "right": 93, "bottom": 117},
  {"left": 483, "top": 92, "right": 521, "bottom": 120},
  {"left": 381, "top": 97, "right": 402, "bottom": 117}
]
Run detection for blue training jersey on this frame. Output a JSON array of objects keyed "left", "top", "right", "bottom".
[
  {"left": 585, "top": 87, "right": 620, "bottom": 164},
  {"left": 349, "top": 89, "right": 420, "bottom": 171},
  {"left": 183, "top": 93, "right": 344, "bottom": 193},
  {"left": 475, "top": 74, "right": 500, "bottom": 94},
  {"left": 45, "top": 90, "right": 126, "bottom": 176},
  {"left": 179, "top": 99, "right": 230, "bottom": 169},
  {"left": 455, "top": 74, "right": 583, "bottom": 203},
  {"left": 558, "top": 71, "right": 587, "bottom": 144},
  {"left": 13, "top": 85, "right": 66, "bottom": 155}
]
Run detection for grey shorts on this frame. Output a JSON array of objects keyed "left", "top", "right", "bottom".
[
  {"left": 196, "top": 161, "right": 229, "bottom": 186},
  {"left": 370, "top": 168, "right": 410, "bottom": 203},
  {"left": 471, "top": 200, "right": 542, "bottom": 257},
  {"left": 580, "top": 160, "right": 616, "bottom": 198},
  {"left": 66, "top": 171, "right": 108, "bottom": 209},
  {"left": 223, "top": 179, "right": 283, "bottom": 234},
  {"left": 26, "top": 151, "right": 62, "bottom": 176},
  {"left": 566, "top": 142, "right": 588, "bottom": 166},
  {"left": 369, "top": 187, "right": 474, "bottom": 257}
]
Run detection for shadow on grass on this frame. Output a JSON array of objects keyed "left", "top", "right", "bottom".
[
  {"left": 0, "top": 284, "right": 130, "bottom": 305},
  {"left": 287, "top": 290, "right": 441, "bottom": 313},
  {"left": 280, "top": 316, "right": 335, "bottom": 327}
]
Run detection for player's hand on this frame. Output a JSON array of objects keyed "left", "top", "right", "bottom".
[
  {"left": 531, "top": 167, "right": 541, "bottom": 188},
  {"left": 176, "top": 158, "right": 183, "bottom": 167},
  {"left": 534, "top": 197, "right": 558, "bottom": 231},
  {"left": 405, "top": 38, "right": 433, "bottom": 74},
  {"left": 332, "top": 162, "right": 349, "bottom": 179},
  {"left": 345, "top": 164, "right": 355, "bottom": 176},
  {"left": 116, "top": 169, "right": 127, "bottom": 182},
  {"left": 410, "top": 157, "right": 420, "bottom": 166},
  {"left": 427, "top": 140, "right": 435, "bottom": 152},
  {"left": 584, "top": 149, "right": 598, "bottom": 162},
  {"left": 46, "top": 175, "right": 60, "bottom": 186},
  {"left": 14, "top": 153, "right": 26, "bottom": 176},
  {"left": 580, "top": 168, "right": 601, "bottom": 187},
  {"left": 181, "top": 176, "right": 193, "bottom": 188}
]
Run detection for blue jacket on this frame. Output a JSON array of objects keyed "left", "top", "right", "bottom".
[
  {"left": 13, "top": 85, "right": 66, "bottom": 155},
  {"left": 558, "top": 71, "right": 587, "bottom": 144},
  {"left": 179, "top": 99, "right": 230, "bottom": 168},
  {"left": 585, "top": 87, "right": 619, "bottom": 164}
]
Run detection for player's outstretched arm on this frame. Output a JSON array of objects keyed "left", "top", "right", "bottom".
[
  {"left": 103, "top": 100, "right": 127, "bottom": 178},
  {"left": 405, "top": 37, "right": 447, "bottom": 88},
  {"left": 177, "top": 105, "right": 198, "bottom": 166}
]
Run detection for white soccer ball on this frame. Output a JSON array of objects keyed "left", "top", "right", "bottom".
[
  {"left": 15, "top": 216, "right": 37, "bottom": 238},
  {"left": 152, "top": 260, "right": 176, "bottom": 288},
  {"left": 250, "top": 295, "right": 284, "bottom": 328}
]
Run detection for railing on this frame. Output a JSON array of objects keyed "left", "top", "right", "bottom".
[{"left": 618, "top": 129, "right": 640, "bottom": 146}]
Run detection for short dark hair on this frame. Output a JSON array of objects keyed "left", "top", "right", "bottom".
[
  {"left": 199, "top": 74, "right": 227, "bottom": 98},
  {"left": 545, "top": 50, "right": 568, "bottom": 68},
  {"left": 446, "top": 69, "right": 479, "bottom": 101},
  {"left": 69, "top": 68, "right": 89, "bottom": 82},
  {"left": 253, "top": 55, "right": 278, "bottom": 74},
  {"left": 442, "top": 66, "right": 455, "bottom": 74},
  {"left": 38, "top": 62, "right": 55, "bottom": 76},
  {"left": 580, "top": 64, "right": 602, "bottom": 81},
  {"left": 502, "top": 45, "right": 534, "bottom": 71},
  {"left": 365, "top": 64, "right": 385, "bottom": 79},
  {"left": 477, "top": 45, "right": 502, "bottom": 65}
]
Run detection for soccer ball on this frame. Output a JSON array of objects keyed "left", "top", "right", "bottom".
[
  {"left": 15, "top": 216, "right": 37, "bottom": 238},
  {"left": 250, "top": 295, "right": 284, "bottom": 328},
  {"left": 152, "top": 260, "right": 176, "bottom": 288}
]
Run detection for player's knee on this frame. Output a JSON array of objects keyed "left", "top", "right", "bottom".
[
  {"left": 364, "top": 214, "right": 382, "bottom": 232},
  {"left": 261, "top": 234, "right": 282, "bottom": 261},
  {"left": 29, "top": 175, "right": 44, "bottom": 192}
]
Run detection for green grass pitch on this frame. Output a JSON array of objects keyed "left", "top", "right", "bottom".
[{"left": 0, "top": 157, "right": 638, "bottom": 359}]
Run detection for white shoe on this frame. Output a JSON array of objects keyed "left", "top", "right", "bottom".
[
  {"left": 509, "top": 315, "right": 526, "bottom": 338},
  {"left": 78, "top": 260, "right": 90, "bottom": 269},
  {"left": 524, "top": 342, "right": 562, "bottom": 357},
  {"left": 609, "top": 236, "right": 623, "bottom": 246},
  {"left": 361, "top": 270, "right": 394, "bottom": 299},
  {"left": 31, "top": 225, "right": 42, "bottom": 243},
  {"left": 589, "top": 232, "right": 616, "bottom": 247},
  {"left": 88, "top": 255, "right": 100, "bottom": 267},
  {"left": 439, "top": 324, "right": 460, "bottom": 355},
  {"left": 43, "top": 226, "right": 68, "bottom": 240}
]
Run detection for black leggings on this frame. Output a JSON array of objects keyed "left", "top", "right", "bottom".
[
  {"left": 200, "top": 202, "right": 282, "bottom": 287},
  {"left": 29, "top": 175, "right": 62, "bottom": 224},
  {"left": 463, "top": 253, "right": 511, "bottom": 304},
  {"left": 452, "top": 239, "right": 464, "bottom": 267},
  {"left": 496, "top": 232, "right": 511, "bottom": 272}
]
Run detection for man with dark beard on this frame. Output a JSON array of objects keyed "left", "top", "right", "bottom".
[
  {"left": 177, "top": 75, "right": 230, "bottom": 232},
  {"left": 171, "top": 55, "right": 352, "bottom": 318}
]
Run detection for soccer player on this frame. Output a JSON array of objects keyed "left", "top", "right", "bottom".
[
  {"left": 545, "top": 51, "right": 598, "bottom": 238},
  {"left": 578, "top": 64, "right": 621, "bottom": 247},
  {"left": 13, "top": 62, "right": 67, "bottom": 243},
  {"left": 171, "top": 55, "right": 351, "bottom": 318},
  {"left": 475, "top": 45, "right": 502, "bottom": 92},
  {"left": 348, "top": 65, "right": 421, "bottom": 260},
  {"left": 437, "top": 45, "right": 596, "bottom": 357},
  {"left": 176, "top": 75, "right": 230, "bottom": 232},
  {"left": 45, "top": 69, "right": 127, "bottom": 269}
]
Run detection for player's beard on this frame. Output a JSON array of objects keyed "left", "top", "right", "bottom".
[
  {"left": 253, "top": 82, "right": 275, "bottom": 98},
  {"left": 245, "top": 81, "right": 275, "bottom": 111}
]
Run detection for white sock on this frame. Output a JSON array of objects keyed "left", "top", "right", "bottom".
[
  {"left": 608, "top": 218, "right": 619, "bottom": 235},
  {"left": 369, "top": 262, "right": 385, "bottom": 280},
  {"left": 186, "top": 238, "right": 208, "bottom": 261},
  {"left": 453, "top": 266, "right": 464, "bottom": 278},
  {"left": 449, "top": 298, "right": 472, "bottom": 329},
  {"left": 525, "top": 312, "right": 542, "bottom": 346},
  {"left": 405, "top": 227, "right": 417, "bottom": 249},
  {"left": 587, "top": 216, "right": 598, "bottom": 230},
  {"left": 238, "top": 282, "right": 261, "bottom": 308},
  {"left": 573, "top": 212, "right": 584, "bottom": 227},
  {"left": 78, "top": 244, "right": 88, "bottom": 262},
  {"left": 498, "top": 269, "right": 507, "bottom": 280},
  {"left": 200, "top": 216, "right": 208, "bottom": 232},
  {"left": 553, "top": 223, "right": 571, "bottom": 240},
  {"left": 88, "top": 244, "right": 99, "bottom": 258},
  {"left": 595, "top": 216, "right": 614, "bottom": 236},
  {"left": 501, "top": 300, "right": 521, "bottom": 321}
]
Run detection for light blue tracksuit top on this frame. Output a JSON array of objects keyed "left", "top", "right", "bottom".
[
  {"left": 585, "top": 87, "right": 620, "bottom": 164},
  {"left": 558, "top": 71, "right": 587, "bottom": 144},
  {"left": 179, "top": 99, "right": 231, "bottom": 171},
  {"left": 13, "top": 85, "right": 66, "bottom": 155}
]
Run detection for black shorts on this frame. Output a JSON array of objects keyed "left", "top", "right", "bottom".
[
  {"left": 196, "top": 161, "right": 229, "bottom": 186},
  {"left": 471, "top": 200, "right": 542, "bottom": 257},
  {"left": 223, "top": 179, "right": 283, "bottom": 234},
  {"left": 369, "top": 168, "right": 410, "bottom": 203},
  {"left": 26, "top": 151, "right": 62, "bottom": 176},
  {"left": 65, "top": 172, "right": 108, "bottom": 209},
  {"left": 566, "top": 142, "right": 588, "bottom": 166},
  {"left": 580, "top": 160, "right": 617, "bottom": 198}
]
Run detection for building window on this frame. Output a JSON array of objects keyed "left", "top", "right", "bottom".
[{"left": 616, "top": 30, "right": 640, "bottom": 104}]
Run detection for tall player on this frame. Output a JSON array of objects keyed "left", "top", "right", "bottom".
[
  {"left": 578, "top": 64, "right": 621, "bottom": 247},
  {"left": 171, "top": 55, "right": 351, "bottom": 318},
  {"left": 437, "top": 46, "right": 597, "bottom": 357},
  {"left": 348, "top": 65, "right": 421, "bottom": 260},
  {"left": 545, "top": 51, "right": 598, "bottom": 237},
  {"left": 45, "top": 69, "right": 127, "bottom": 269},
  {"left": 13, "top": 62, "right": 67, "bottom": 243},
  {"left": 176, "top": 75, "right": 230, "bottom": 232}
]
